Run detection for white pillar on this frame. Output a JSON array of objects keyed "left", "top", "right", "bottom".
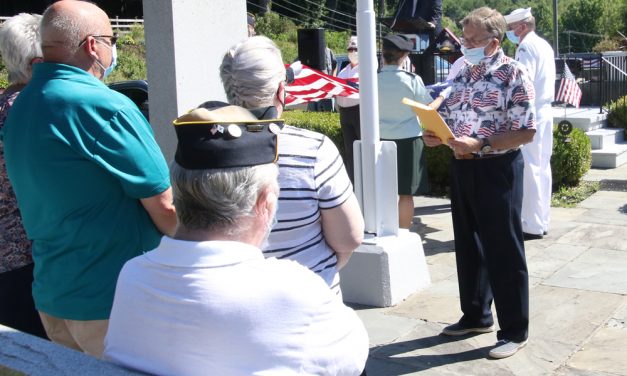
[
  {"left": 341, "top": 0, "right": 431, "bottom": 306},
  {"left": 143, "top": 0, "right": 247, "bottom": 161}
]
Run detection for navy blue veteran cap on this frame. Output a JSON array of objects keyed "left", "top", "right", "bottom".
[
  {"left": 383, "top": 34, "right": 413, "bottom": 52},
  {"left": 172, "top": 104, "right": 281, "bottom": 170}
]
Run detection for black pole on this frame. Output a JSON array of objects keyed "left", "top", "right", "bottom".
[
  {"left": 379, "top": 0, "right": 385, "bottom": 43},
  {"left": 553, "top": 0, "right": 559, "bottom": 56}
]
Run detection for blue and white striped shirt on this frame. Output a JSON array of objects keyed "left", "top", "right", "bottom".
[{"left": 263, "top": 124, "right": 354, "bottom": 294}]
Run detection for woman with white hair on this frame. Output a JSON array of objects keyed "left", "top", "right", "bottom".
[
  {"left": 218, "top": 36, "right": 364, "bottom": 296},
  {"left": 0, "top": 13, "right": 46, "bottom": 338}
]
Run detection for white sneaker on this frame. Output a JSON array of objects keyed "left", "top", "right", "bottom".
[{"left": 488, "top": 339, "right": 528, "bottom": 359}]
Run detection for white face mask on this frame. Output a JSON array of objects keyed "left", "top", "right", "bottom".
[
  {"left": 348, "top": 51, "right": 359, "bottom": 65},
  {"left": 94, "top": 40, "right": 117, "bottom": 79}
]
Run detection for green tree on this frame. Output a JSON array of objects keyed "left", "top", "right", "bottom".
[{"left": 560, "top": 0, "right": 604, "bottom": 53}]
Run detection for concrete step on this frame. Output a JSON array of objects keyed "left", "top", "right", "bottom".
[
  {"left": 586, "top": 128, "right": 625, "bottom": 150},
  {"left": 552, "top": 107, "right": 607, "bottom": 132},
  {"left": 591, "top": 141, "right": 627, "bottom": 168}
]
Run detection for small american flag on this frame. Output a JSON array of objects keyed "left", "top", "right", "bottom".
[
  {"left": 285, "top": 64, "right": 359, "bottom": 106},
  {"left": 555, "top": 62, "right": 582, "bottom": 108}
]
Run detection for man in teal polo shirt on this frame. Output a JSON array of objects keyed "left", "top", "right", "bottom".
[{"left": 2, "top": 1, "right": 176, "bottom": 358}]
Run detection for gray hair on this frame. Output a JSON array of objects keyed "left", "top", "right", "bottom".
[
  {"left": 40, "top": 4, "right": 99, "bottom": 54},
  {"left": 0, "top": 13, "right": 42, "bottom": 84},
  {"left": 220, "top": 36, "right": 286, "bottom": 109},
  {"left": 462, "top": 7, "right": 507, "bottom": 43},
  {"left": 170, "top": 162, "right": 279, "bottom": 235}
]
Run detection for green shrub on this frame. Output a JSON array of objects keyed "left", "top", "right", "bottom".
[
  {"left": 281, "top": 109, "right": 344, "bottom": 155},
  {"left": 551, "top": 126, "right": 592, "bottom": 189},
  {"left": 282, "top": 109, "right": 454, "bottom": 196},
  {"left": 0, "top": 59, "right": 8, "bottom": 88},
  {"left": 606, "top": 95, "right": 627, "bottom": 136},
  {"left": 425, "top": 145, "right": 452, "bottom": 196}
]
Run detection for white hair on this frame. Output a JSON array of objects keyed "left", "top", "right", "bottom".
[
  {"left": 220, "top": 36, "right": 286, "bottom": 109},
  {"left": 170, "top": 162, "right": 279, "bottom": 236},
  {"left": 0, "top": 13, "right": 42, "bottom": 84}
]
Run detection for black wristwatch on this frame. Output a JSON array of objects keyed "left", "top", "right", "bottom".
[{"left": 480, "top": 138, "right": 492, "bottom": 154}]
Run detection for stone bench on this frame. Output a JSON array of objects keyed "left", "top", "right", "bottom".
[{"left": 0, "top": 325, "right": 141, "bottom": 376}]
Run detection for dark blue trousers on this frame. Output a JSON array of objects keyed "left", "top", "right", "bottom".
[{"left": 449, "top": 150, "right": 529, "bottom": 342}]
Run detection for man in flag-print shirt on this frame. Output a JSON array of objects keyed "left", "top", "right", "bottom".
[{"left": 423, "top": 7, "right": 536, "bottom": 360}]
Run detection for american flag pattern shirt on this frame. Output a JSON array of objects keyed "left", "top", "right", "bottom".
[
  {"left": 263, "top": 125, "right": 354, "bottom": 295},
  {"left": 440, "top": 49, "right": 536, "bottom": 153}
]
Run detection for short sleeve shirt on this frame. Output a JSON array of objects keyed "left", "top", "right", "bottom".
[
  {"left": 105, "top": 238, "right": 369, "bottom": 375},
  {"left": 378, "top": 65, "right": 433, "bottom": 139},
  {"left": 3, "top": 63, "right": 170, "bottom": 320},
  {"left": 263, "top": 125, "right": 354, "bottom": 294},
  {"left": 440, "top": 49, "right": 536, "bottom": 152}
]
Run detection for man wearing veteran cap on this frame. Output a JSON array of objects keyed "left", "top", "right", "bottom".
[
  {"left": 505, "top": 7, "right": 556, "bottom": 241},
  {"left": 2, "top": 0, "right": 176, "bottom": 357},
  {"left": 104, "top": 106, "right": 369, "bottom": 375},
  {"left": 219, "top": 36, "right": 364, "bottom": 296},
  {"left": 378, "top": 34, "right": 447, "bottom": 229},
  {"left": 422, "top": 7, "right": 536, "bottom": 359}
]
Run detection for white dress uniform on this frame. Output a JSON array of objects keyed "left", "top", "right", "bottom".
[{"left": 516, "top": 31, "right": 556, "bottom": 235}]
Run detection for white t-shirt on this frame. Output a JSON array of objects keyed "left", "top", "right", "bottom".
[
  {"left": 104, "top": 237, "right": 369, "bottom": 376},
  {"left": 264, "top": 125, "right": 355, "bottom": 294},
  {"left": 336, "top": 64, "right": 360, "bottom": 108}
]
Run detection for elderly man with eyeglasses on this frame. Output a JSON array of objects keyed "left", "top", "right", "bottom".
[
  {"left": 3, "top": 1, "right": 176, "bottom": 357},
  {"left": 423, "top": 7, "right": 536, "bottom": 359}
]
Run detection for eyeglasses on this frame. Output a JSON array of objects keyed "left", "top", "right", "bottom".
[
  {"left": 78, "top": 33, "right": 118, "bottom": 47},
  {"left": 508, "top": 23, "right": 524, "bottom": 32},
  {"left": 460, "top": 35, "right": 494, "bottom": 48}
]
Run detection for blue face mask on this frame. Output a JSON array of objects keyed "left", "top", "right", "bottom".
[
  {"left": 506, "top": 30, "right": 519, "bottom": 45},
  {"left": 95, "top": 42, "right": 117, "bottom": 79},
  {"left": 460, "top": 43, "right": 489, "bottom": 65}
]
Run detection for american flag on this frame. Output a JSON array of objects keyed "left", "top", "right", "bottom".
[
  {"left": 284, "top": 64, "right": 359, "bottom": 106},
  {"left": 555, "top": 62, "right": 582, "bottom": 108}
]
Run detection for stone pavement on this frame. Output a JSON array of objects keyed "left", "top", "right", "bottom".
[{"left": 355, "top": 164, "right": 627, "bottom": 375}]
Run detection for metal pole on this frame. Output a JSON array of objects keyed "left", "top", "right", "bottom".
[
  {"left": 552, "top": 0, "right": 559, "bottom": 56},
  {"left": 378, "top": 0, "right": 385, "bottom": 42},
  {"left": 356, "top": 0, "right": 380, "bottom": 233}
]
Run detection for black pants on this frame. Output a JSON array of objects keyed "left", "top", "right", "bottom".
[
  {"left": 338, "top": 105, "right": 360, "bottom": 183},
  {"left": 449, "top": 150, "right": 529, "bottom": 342},
  {"left": 0, "top": 263, "right": 48, "bottom": 339}
]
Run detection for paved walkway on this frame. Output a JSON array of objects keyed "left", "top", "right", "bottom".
[{"left": 356, "top": 164, "right": 627, "bottom": 375}]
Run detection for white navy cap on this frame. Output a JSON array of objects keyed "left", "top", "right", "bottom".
[
  {"left": 504, "top": 8, "right": 532, "bottom": 24},
  {"left": 347, "top": 36, "right": 358, "bottom": 50}
]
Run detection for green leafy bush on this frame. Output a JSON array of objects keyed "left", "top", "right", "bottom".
[
  {"left": 551, "top": 126, "right": 592, "bottom": 189},
  {"left": 281, "top": 109, "right": 344, "bottom": 155},
  {"left": 282, "top": 109, "right": 454, "bottom": 196},
  {"left": 424, "top": 145, "right": 453, "bottom": 196},
  {"left": 105, "top": 25, "right": 147, "bottom": 83},
  {"left": 0, "top": 59, "right": 9, "bottom": 88},
  {"left": 606, "top": 95, "right": 627, "bottom": 136}
]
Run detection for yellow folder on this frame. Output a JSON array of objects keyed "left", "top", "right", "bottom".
[{"left": 402, "top": 97, "right": 454, "bottom": 143}]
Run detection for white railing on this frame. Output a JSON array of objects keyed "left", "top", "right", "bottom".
[{"left": 0, "top": 16, "right": 144, "bottom": 34}]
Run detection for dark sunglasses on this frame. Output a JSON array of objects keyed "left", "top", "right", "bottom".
[{"left": 78, "top": 33, "right": 118, "bottom": 47}]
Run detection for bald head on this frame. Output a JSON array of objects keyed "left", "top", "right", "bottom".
[{"left": 41, "top": 0, "right": 111, "bottom": 61}]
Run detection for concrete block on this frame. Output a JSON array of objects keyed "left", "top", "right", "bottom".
[
  {"left": 587, "top": 128, "right": 624, "bottom": 149},
  {"left": 591, "top": 141, "right": 627, "bottom": 168},
  {"left": 340, "top": 230, "right": 430, "bottom": 307},
  {"left": 552, "top": 107, "right": 607, "bottom": 132}
]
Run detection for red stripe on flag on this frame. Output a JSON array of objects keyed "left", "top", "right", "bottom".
[
  {"left": 285, "top": 64, "right": 359, "bottom": 105},
  {"left": 555, "top": 63, "right": 582, "bottom": 108}
]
